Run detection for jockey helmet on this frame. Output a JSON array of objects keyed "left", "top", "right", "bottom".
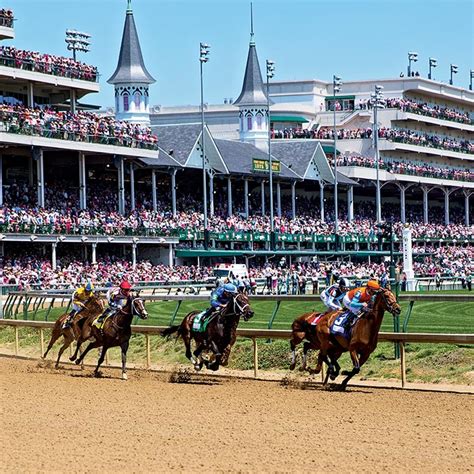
[
  {"left": 367, "top": 280, "right": 381, "bottom": 291},
  {"left": 338, "top": 278, "right": 350, "bottom": 290},
  {"left": 120, "top": 281, "right": 132, "bottom": 293},
  {"left": 85, "top": 282, "right": 94, "bottom": 292},
  {"left": 223, "top": 283, "right": 238, "bottom": 294}
]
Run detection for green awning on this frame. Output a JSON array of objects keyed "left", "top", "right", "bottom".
[
  {"left": 322, "top": 145, "right": 341, "bottom": 155},
  {"left": 176, "top": 249, "right": 401, "bottom": 258},
  {"left": 325, "top": 95, "right": 356, "bottom": 101},
  {"left": 270, "top": 115, "right": 309, "bottom": 123}
]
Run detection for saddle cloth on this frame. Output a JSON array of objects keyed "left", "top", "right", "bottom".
[
  {"left": 192, "top": 311, "right": 210, "bottom": 333},
  {"left": 308, "top": 314, "right": 323, "bottom": 326},
  {"left": 92, "top": 311, "right": 115, "bottom": 329},
  {"left": 329, "top": 311, "right": 355, "bottom": 340}
]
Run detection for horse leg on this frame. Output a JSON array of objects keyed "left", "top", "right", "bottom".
[
  {"left": 207, "top": 340, "right": 221, "bottom": 371},
  {"left": 75, "top": 340, "right": 100, "bottom": 366},
  {"left": 55, "top": 333, "right": 74, "bottom": 368},
  {"left": 120, "top": 341, "right": 129, "bottom": 380},
  {"left": 289, "top": 332, "right": 303, "bottom": 371},
  {"left": 340, "top": 349, "right": 362, "bottom": 390},
  {"left": 93, "top": 345, "right": 108, "bottom": 377},
  {"left": 43, "top": 323, "right": 62, "bottom": 359}
]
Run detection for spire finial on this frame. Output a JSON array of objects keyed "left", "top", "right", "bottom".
[
  {"left": 250, "top": 2, "right": 255, "bottom": 46},
  {"left": 127, "top": 0, "right": 132, "bottom": 13}
]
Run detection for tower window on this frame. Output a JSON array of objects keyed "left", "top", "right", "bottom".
[
  {"left": 247, "top": 116, "right": 252, "bottom": 131},
  {"left": 134, "top": 91, "right": 141, "bottom": 108},
  {"left": 123, "top": 93, "right": 129, "bottom": 112},
  {"left": 256, "top": 114, "right": 263, "bottom": 129}
]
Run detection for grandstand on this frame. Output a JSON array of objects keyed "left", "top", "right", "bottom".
[{"left": 0, "top": 2, "right": 472, "bottom": 289}]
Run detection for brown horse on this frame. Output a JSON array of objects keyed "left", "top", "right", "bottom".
[
  {"left": 161, "top": 292, "right": 254, "bottom": 371},
  {"left": 318, "top": 287, "right": 401, "bottom": 390},
  {"left": 42, "top": 294, "right": 105, "bottom": 368},
  {"left": 71, "top": 295, "right": 148, "bottom": 379}
]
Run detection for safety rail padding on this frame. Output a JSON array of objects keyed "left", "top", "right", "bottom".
[{"left": 0, "top": 319, "right": 472, "bottom": 345}]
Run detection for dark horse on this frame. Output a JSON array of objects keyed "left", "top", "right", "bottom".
[
  {"left": 70, "top": 295, "right": 148, "bottom": 379},
  {"left": 318, "top": 287, "right": 401, "bottom": 390},
  {"left": 161, "top": 292, "right": 254, "bottom": 371},
  {"left": 42, "top": 294, "right": 105, "bottom": 368}
]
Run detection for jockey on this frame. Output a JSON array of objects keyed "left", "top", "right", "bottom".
[
  {"left": 202, "top": 283, "right": 238, "bottom": 320},
  {"left": 320, "top": 277, "right": 350, "bottom": 312},
  {"left": 62, "top": 282, "right": 94, "bottom": 329},
  {"left": 342, "top": 279, "right": 381, "bottom": 318},
  {"left": 93, "top": 280, "right": 132, "bottom": 327}
]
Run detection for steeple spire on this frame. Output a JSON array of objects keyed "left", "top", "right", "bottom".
[
  {"left": 127, "top": 0, "right": 132, "bottom": 13},
  {"left": 250, "top": 3, "right": 255, "bottom": 46}
]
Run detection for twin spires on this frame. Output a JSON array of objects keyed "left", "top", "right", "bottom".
[
  {"left": 108, "top": 0, "right": 155, "bottom": 124},
  {"left": 233, "top": 3, "right": 271, "bottom": 150}
]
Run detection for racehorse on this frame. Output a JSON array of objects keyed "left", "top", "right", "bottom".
[
  {"left": 161, "top": 292, "right": 254, "bottom": 371},
  {"left": 42, "top": 294, "right": 105, "bottom": 368},
  {"left": 318, "top": 287, "right": 401, "bottom": 390},
  {"left": 70, "top": 295, "right": 148, "bottom": 380}
]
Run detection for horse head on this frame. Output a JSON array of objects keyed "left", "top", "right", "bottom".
[
  {"left": 232, "top": 293, "right": 254, "bottom": 321},
  {"left": 131, "top": 296, "right": 148, "bottom": 320},
  {"left": 377, "top": 287, "right": 401, "bottom": 316}
]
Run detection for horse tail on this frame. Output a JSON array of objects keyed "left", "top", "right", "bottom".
[{"left": 161, "top": 325, "right": 180, "bottom": 338}]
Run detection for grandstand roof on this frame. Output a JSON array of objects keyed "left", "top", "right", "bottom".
[
  {"left": 108, "top": 0, "right": 155, "bottom": 85},
  {"left": 214, "top": 139, "right": 299, "bottom": 179},
  {"left": 152, "top": 123, "right": 201, "bottom": 165}
]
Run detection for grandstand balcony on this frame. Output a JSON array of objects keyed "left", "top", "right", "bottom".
[
  {"left": 390, "top": 110, "right": 474, "bottom": 132},
  {"left": 378, "top": 138, "right": 473, "bottom": 161},
  {"left": 338, "top": 165, "right": 474, "bottom": 188},
  {"left": 0, "top": 10, "right": 14, "bottom": 40}
]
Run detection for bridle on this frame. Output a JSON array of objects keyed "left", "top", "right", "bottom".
[
  {"left": 131, "top": 297, "right": 148, "bottom": 319},
  {"left": 232, "top": 294, "right": 250, "bottom": 316},
  {"left": 377, "top": 289, "right": 400, "bottom": 315}
]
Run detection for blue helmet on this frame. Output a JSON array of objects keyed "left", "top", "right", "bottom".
[
  {"left": 85, "top": 282, "right": 94, "bottom": 292},
  {"left": 223, "top": 283, "right": 238, "bottom": 294}
]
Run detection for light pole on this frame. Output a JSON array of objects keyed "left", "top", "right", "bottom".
[
  {"left": 371, "top": 85, "right": 385, "bottom": 223},
  {"left": 470, "top": 70, "right": 474, "bottom": 90},
  {"left": 266, "top": 59, "right": 275, "bottom": 249},
  {"left": 450, "top": 64, "right": 458, "bottom": 85},
  {"left": 407, "top": 51, "right": 418, "bottom": 77},
  {"left": 200, "top": 42, "right": 210, "bottom": 249},
  {"left": 65, "top": 29, "right": 91, "bottom": 62},
  {"left": 428, "top": 57, "right": 437, "bottom": 80},
  {"left": 333, "top": 75, "right": 342, "bottom": 248}
]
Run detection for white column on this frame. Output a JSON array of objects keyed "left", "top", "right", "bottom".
[
  {"left": 51, "top": 242, "right": 57, "bottom": 271},
  {"left": 171, "top": 170, "right": 177, "bottom": 217},
  {"left": 129, "top": 162, "right": 135, "bottom": 211},
  {"left": 36, "top": 148, "right": 45, "bottom": 208},
  {"left": 70, "top": 89, "right": 77, "bottom": 114},
  {"left": 276, "top": 181, "right": 281, "bottom": 218},
  {"left": 132, "top": 243, "right": 137, "bottom": 270},
  {"left": 209, "top": 173, "right": 215, "bottom": 217},
  {"left": 402, "top": 227, "right": 415, "bottom": 291},
  {"left": 244, "top": 178, "right": 249, "bottom": 217},
  {"left": 118, "top": 156, "right": 125, "bottom": 215},
  {"left": 319, "top": 181, "right": 325, "bottom": 222},
  {"left": 400, "top": 186, "right": 406, "bottom": 223},
  {"left": 151, "top": 170, "right": 157, "bottom": 212},
  {"left": 261, "top": 180, "right": 265, "bottom": 215},
  {"left": 291, "top": 181, "right": 296, "bottom": 219},
  {"left": 0, "top": 154, "right": 3, "bottom": 206},
  {"left": 443, "top": 188, "right": 450, "bottom": 225},
  {"left": 27, "top": 82, "right": 34, "bottom": 107},
  {"left": 227, "top": 177, "right": 232, "bottom": 217},
  {"left": 464, "top": 191, "right": 471, "bottom": 226},
  {"left": 347, "top": 185, "right": 354, "bottom": 222},
  {"left": 168, "top": 243, "right": 174, "bottom": 268},
  {"left": 91, "top": 243, "right": 97, "bottom": 265},
  {"left": 78, "top": 152, "right": 86, "bottom": 210},
  {"left": 422, "top": 186, "right": 430, "bottom": 224}
]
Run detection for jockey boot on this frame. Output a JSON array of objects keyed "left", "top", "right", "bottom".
[
  {"left": 62, "top": 311, "right": 76, "bottom": 329},
  {"left": 93, "top": 309, "right": 112, "bottom": 328}
]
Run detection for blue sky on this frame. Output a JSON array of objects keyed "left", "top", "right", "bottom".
[{"left": 6, "top": 0, "right": 473, "bottom": 108}]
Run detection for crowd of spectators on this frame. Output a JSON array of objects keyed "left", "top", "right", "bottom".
[
  {"left": 336, "top": 154, "right": 474, "bottom": 182},
  {"left": 0, "top": 103, "right": 158, "bottom": 149},
  {"left": 3, "top": 244, "right": 472, "bottom": 291},
  {"left": 0, "top": 46, "right": 98, "bottom": 81},
  {"left": 0, "top": 9, "right": 13, "bottom": 28}
]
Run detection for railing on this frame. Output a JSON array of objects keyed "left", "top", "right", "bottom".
[
  {"left": 0, "top": 52, "right": 98, "bottom": 82},
  {"left": 0, "top": 15, "right": 13, "bottom": 28},
  {"left": 0, "top": 119, "right": 159, "bottom": 150},
  {"left": 1, "top": 318, "right": 472, "bottom": 389}
]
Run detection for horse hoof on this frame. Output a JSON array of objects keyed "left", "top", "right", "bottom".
[
  {"left": 69, "top": 355, "right": 76, "bottom": 362},
  {"left": 289, "top": 363, "right": 296, "bottom": 371},
  {"left": 74, "top": 359, "right": 81, "bottom": 365},
  {"left": 122, "top": 373, "right": 128, "bottom": 380},
  {"left": 194, "top": 364, "right": 201, "bottom": 372},
  {"left": 94, "top": 371, "right": 102, "bottom": 378},
  {"left": 341, "top": 370, "right": 350, "bottom": 376}
]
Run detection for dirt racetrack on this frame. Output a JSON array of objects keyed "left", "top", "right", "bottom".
[{"left": 1, "top": 357, "right": 473, "bottom": 472}]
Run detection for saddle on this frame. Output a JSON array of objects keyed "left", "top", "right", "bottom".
[
  {"left": 329, "top": 310, "right": 356, "bottom": 340},
  {"left": 192, "top": 310, "right": 219, "bottom": 333},
  {"left": 92, "top": 309, "right": 116, "bottom": 329}
]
